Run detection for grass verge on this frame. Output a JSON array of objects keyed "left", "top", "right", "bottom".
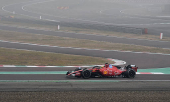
[
  {"left": 0, "top": 47, "right": 113, "bottom": 66},
  {"left": 1, "top": 20, "right": 170, "bottom": 41}
]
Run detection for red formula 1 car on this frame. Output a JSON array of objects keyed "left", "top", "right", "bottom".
[{"left": 66, "top": 63, "right": 138, "bottom": 79}]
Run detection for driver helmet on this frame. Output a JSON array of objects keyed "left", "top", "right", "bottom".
[{"left": 78, "top": 67, "right": 81, "bottom": 70}]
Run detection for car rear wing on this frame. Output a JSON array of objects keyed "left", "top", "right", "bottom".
[{"left": 131, "top": 65, "right": 138, "bottom": 72}]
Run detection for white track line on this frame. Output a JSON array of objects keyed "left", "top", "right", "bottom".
[
  {"left": 23, "top": 0, "right": 170, "bottom": 25},
  {"left": 2, "top": 0, "right": 38, "bottom": 14},
  {"left": 0, "top": 40, "right": 170, "bottom": 56},
  {"left": 3, "top": 0, "right": 169, "bottom": 26},
  {"left": 0, "top": 24, "right": 169, "bottom": 43},
  {"left": 2, "top": 1, "right": 170, "bottom": 43},
  {"left": 21, "top": 0, "right": 107, "bottom": 24}
]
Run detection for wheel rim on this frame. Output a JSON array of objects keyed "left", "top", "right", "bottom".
[
  {"left": 83, "top": 70, "right": 91, "bottom": 78},
  {"left": 129, "top": 70, "right": 135, "bottom": 78}
]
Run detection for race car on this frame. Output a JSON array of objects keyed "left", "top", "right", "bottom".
[{"left": 66, "top": 63, "right": 138, "bottom": 79}]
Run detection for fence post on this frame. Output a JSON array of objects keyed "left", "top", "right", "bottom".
[
  {"left": 144, "top": 28, "right": 148, "bottom": 34},
  {"left": 160, "top": 33, "right": 163, "bottom": 39},
  {"left": 58, "top": 25, "right": 60, "bottom": 30}
]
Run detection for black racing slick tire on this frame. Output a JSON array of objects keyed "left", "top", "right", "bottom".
[
  {"left": 82, "top": 70, "right": 91, "bottom": 79},
  {"left": 127, "top": 69, "right": 136, "bottom": 78}
]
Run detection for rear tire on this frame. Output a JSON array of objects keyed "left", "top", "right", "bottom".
[
  {"left": 127, "top": 69, "right": 136, "bottom": 78},
  {"left": 82, "top": 70, "right": 91, "bottom": 79}
]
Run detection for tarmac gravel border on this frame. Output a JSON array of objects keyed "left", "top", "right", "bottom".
[{"left": 0, "top": 91, "right": 170, "bottom": 102}]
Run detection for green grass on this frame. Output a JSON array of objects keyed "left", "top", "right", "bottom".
[{"left": 0, "top": 48, "right": 113, "bottom": 66}]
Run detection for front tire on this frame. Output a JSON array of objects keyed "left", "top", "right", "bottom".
[
  {"left": 66, "top": 71, "right": 72, "bottom": 75},
  {"left": 82, "top": 70, "right": 91, "bottom": 79}
]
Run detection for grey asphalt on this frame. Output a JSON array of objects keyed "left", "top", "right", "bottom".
[
  {"left": 3, "top": 0, "right": 170, "bottom": 37},
  {"left": 1, "top": 66, "right": 170, "bottom": 91},
  {"left": 0, "top": 41, "right": 170, "bottom": 68},
  {"left": 0, "top": 74, "right": 170, "bottom": 80},
  {"left": 0, "top": 24, "right": 170, "bottom": 49},
  {"left": 1, "top": 0, "right": 170, "bottom": 91},
  {"left": 0, "top": 81, "right": 170, "bottom": 91}
]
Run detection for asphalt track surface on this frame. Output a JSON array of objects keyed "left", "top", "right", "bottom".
[
  {"left": 0, "top": 24, "right": 170, "bottom": 49},
  {"left": 2, "top": 0, "right": 170, "bottom": 36},
  {"left": 1, "top": 0, "right": 170, "bottom": 91}
]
